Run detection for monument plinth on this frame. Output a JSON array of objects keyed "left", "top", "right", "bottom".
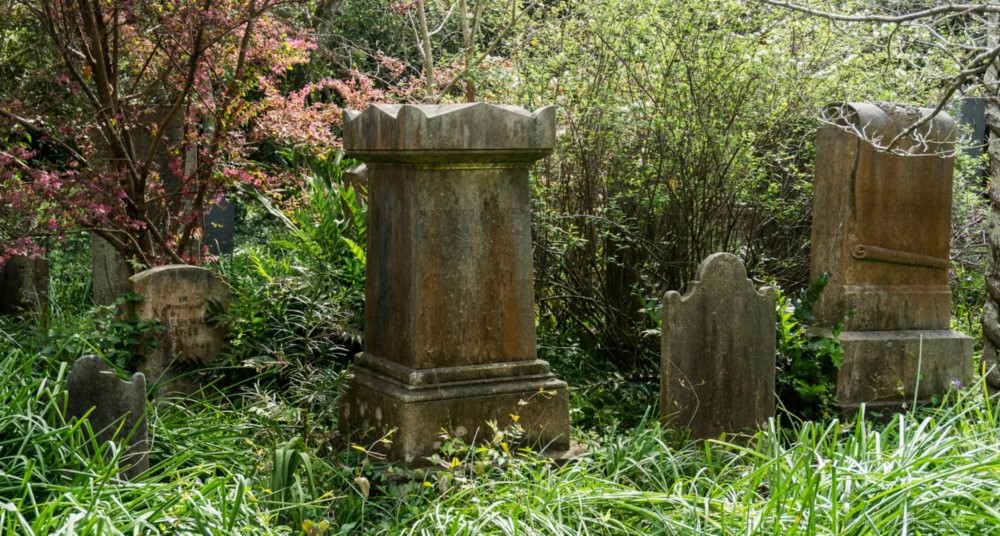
[{"left": 338, "top": 103, "right": 569, "bottom": 465}]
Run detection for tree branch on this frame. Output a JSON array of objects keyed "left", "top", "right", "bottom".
[
  {"left": 139, "top": 0, "right": 211, "bottom": 183},
  {"left": 0, "top": 108, "right": 90, "bottom": 166},
  {"left": 432, "top": 0, "right": 543, "bottom": 103},
  {"left": 416, "top": 0, "right": 435, "bottom": 99},
  {"left": 757, "top": 0, "right": 1000, "bottom": 23}
]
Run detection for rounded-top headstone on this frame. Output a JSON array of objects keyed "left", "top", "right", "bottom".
[
  {"left": 66, "top": 355, "right": 148, "bottom": 480},
  {"left": 821, "top": 102, "right": 956, "bottom": 155},
  {"left": 661, "top": 253, "right": 776, "bottom": 440},
  {"left": 129, "top": 265, "right": 229, "bottom": 392}
]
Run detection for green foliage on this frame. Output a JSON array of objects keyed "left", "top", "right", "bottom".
[
  {"left": 949, "top": 152, "right": 987, "bottom": 358},
  {"left": 39, "top": 232, "right": 91, "bottom": 318},
  {"left": 0, "top": 295, "right": 163, "bottom": 375},
  {"left": 220, "top": 150, "right": 365, "bottom": 363},
  {"left": 2, "top": 0, "right": 994, "bottom": 532},
  {"left": 90, "top": 293, "right": 164, "bottom": 371},
  {"left": 267, "top": 437, "right": 320, "bottom": 528},
  {"left": 503, "top": 0, "right": 942, "bottom": 371},
  {"left": 213, "top": 149, "right": 365, "bottom": 438},
  {"left": 952, "top": 262, "right": 985, "bottom": 355},
  {"left": 539, "top": 331, "right": 658, "bottom": 432},
  {"left": 775, "top": 274, "right": 845, "bottom": 420},
  {"left": 1, "top": 256, "right": 997, "bottom": 534},
  {"left": 0, "top": 346, "right": 285, "bottom": 534},
  {"left": 331, "top": 390, "right": 1000, "bottom": 534},
  {"left": 274, "top": 148, "right": 368, "bottom": 287},
  {"left": 306, "top": 0, "right": 414, "bottom": 78}
]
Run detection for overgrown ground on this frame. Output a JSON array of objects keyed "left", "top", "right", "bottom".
[
  {"left": 3, "top": 332, "right": 1000, "bottom": 535},
  {"left": 1, "top": 237, "right": 998, "bottom": 535},
  {"left": 2, "top": 1, "right": 998, "bottom": 533}
]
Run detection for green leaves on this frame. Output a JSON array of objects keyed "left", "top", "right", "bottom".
[
  {"left": 267, "top": 436, "right": 320, "bottom": 527},
  {"left": 775, "top": 274, "right": 844, "bottom": 419}
]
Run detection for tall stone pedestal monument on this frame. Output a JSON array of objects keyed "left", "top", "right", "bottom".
[
  {"left": 812, "top": 102, "right": 973, "bottom": 413},
  {"left": 338, "top": 103, "right": 570, "bottom": 465}
]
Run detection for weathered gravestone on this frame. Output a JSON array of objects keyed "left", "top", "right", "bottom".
[
  {"left": 0, "top": 255, "right": 49, "bottom": 316},
  {"left": 661, "top": 253, "right": 776, "bottom": 440},
  {"left": 338, "top": 103, "right": 570, "bottom": 466},
  {"left": 812, "top": 102, "right": 973, "bottom": 413},
  {"left": 91, "top": 233, "right": 131, "bottom": 306},
  {"left": 343, "top": 163, "right": 368, "bottom": 199},
  {"left": 66, "top": 355, "right": 148, "bottom": 480},
  {"left": 958, "top": 97, "right": 987, "bottom": 184},
  {"left": 129, "top": 265, "right": 229, "bottom": 395}
]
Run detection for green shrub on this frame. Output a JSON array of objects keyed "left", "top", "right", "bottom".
[
  {"left": 211, "top": 149, "right": 366, "bottom": 437},
  {"left": 502, "top": 0, "right": 939, "bottom": 370},
  {"left": 775, "top": 274, "right": 845, "bottom": 420}
]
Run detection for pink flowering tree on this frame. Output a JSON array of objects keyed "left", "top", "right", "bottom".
[{"left": 0, "top": 0, "right": 366, "bottom": 269}]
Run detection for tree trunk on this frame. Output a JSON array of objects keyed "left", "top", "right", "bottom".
[
  {"left": 982, "top": 18, "right": 1000, "bottom": 390},
  {"left": 416, "top": 0, "right": 435, "bottom": 100}
]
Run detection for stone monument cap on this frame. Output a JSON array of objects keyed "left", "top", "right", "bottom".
[
  {"left": 343, "top": 103, "right": 556, "bottom": 163},
  {"left": 821, "top": 102, "right": 956, "bottom": 155}
]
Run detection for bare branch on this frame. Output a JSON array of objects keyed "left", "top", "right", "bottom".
[
  {"left": 139, "top": 0, "right": 212, "bottom": 183},
  {"left": 416, "top": 0, "right": 435, "bottom": 99},
  {"left": 881, "top": 42, "right": 1000, "bottom": 151},
  {"left": 429, "top": 0, "right": 459, "bottom": 36},
  {"left": 757, "top": 0, "right": 1000, "bottom": 23},
  {"left": 431, "top": 0, "right": 543, "bottom": 103},
  {"left": 0, "top": 150, "right": 32, "bottom": 172}
]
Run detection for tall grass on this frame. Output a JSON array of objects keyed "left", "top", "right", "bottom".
[
  {"left": 6, "top": 321, "right": 1000, "bottom": 535},
  {"left": 374, "top": 391, "right": 1000, "bottom": 535},
  {"left": 0, "top": 342, "right": 336, "bottom": 535},
  {"left": 5, "top": 195, "right": 998, "bottom": 533}
]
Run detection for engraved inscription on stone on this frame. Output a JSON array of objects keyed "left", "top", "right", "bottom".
[{"left": 129, "top": 265, "right": 229, "bottom": 393}]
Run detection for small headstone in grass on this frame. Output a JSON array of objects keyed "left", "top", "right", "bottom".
[
  {"left": 0, "top": 255, "right": 49, "bottom": 317},
  {"left": 660, "top": 252, "right": 776, "bottom": 440},
  {"left": 66, "top": 355, "right": 148, "bottom": 481},
  {"left": 343, "top": 163, "right": 368, "bottom": 200},
  {"left": 129, "top": 265, "right": 229, "bottom": 395}
]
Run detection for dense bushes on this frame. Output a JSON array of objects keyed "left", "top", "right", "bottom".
[
  {"left": 497, "top": 0, "right": 939, "bottom": 370},
  {"left": 211, "top": 150, "right": 367, "bottom": 435}
]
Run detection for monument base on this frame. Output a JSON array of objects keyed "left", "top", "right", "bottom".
[
  {"left": 836, "top": 330, "right": 973, "bottom": 414},
  {"left": 338, "top": 354, "right": 570, "bottom": 466}
]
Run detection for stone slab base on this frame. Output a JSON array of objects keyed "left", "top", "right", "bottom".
[
  {"left": 836, "top": 329, "right": 973, "bottom": 413},
  {"left": 339, "top": 362, "right": 570, "bottom": 466}
]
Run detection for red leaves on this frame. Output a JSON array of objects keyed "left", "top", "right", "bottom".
[
  {"left": 1, "top": 0, "right": 347, "bottom": 267},
  {"left": 391, "top": 1, "right": 420, "bottom": 16}
]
